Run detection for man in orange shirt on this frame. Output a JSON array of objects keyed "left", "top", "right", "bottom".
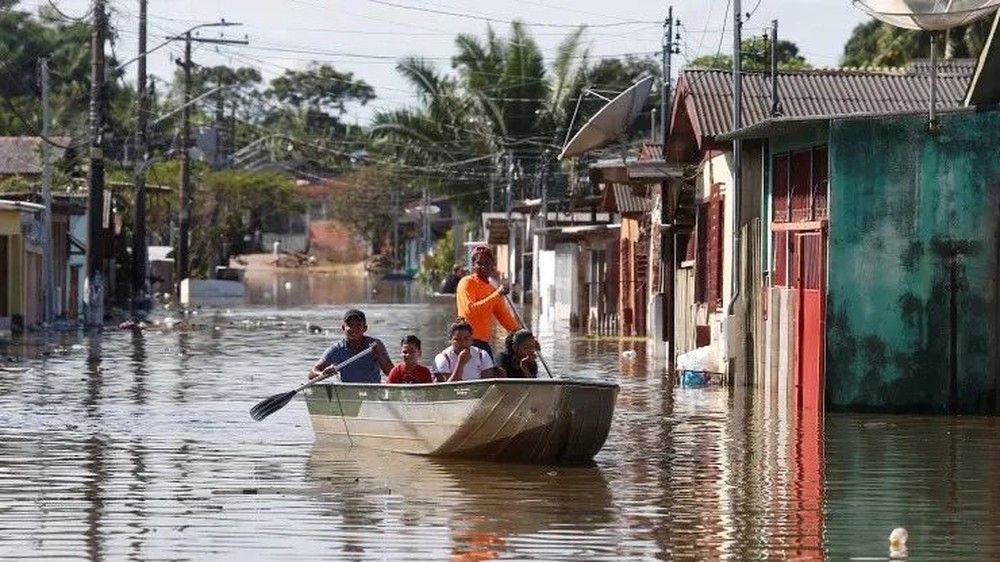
[{"left": 455, "top": 246, "right": 519, "bottom": 359}]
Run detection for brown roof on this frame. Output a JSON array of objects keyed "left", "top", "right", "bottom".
[
  {"left": 676, "top": 60, "right": 976, "bottom": 141},
  {"left": 602, "top": 183, "right": 652, "bottom": 214},
  {"left": 0, "top": 137, "right": 71, "bottom": 175}
]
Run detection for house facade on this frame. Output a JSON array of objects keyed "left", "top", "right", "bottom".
[
  {"left": 666, "top": 60, "right": 977, "bottom": 395},
  {"left": 0, "top": 200, "right": 44, "bottom": 330},
  {"left": 698, "top": 53, "right": 1000, "bottom": 413}
]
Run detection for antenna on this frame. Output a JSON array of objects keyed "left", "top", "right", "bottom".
[
  {"left": 853, "top": 0, "right": 1000, "bottom": 129},
  {"left": 558, "top": 76, "right": 655, "bottom": 160}
]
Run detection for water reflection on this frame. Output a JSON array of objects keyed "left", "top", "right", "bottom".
[
  {"left": 245, "top": 271, "right": 434, "bottom": 307},
  {"left": 305, "top": 445, "right": 615, "bottom": 560}
]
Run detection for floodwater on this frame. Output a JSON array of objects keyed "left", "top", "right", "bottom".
[{"left": 1, "top": 270, "right": 998, "bottom": 560}]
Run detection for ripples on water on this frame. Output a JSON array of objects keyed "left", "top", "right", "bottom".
[{"left": 0, "top": 274, "right": 996, "bottom": 560}]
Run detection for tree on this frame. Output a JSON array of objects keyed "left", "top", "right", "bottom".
[
  {"left": 690, "top": 38, "right": 811, "bottom": 71},
  {"left": 841, "top": 19, "right": 992, "bottom": 68},
  {"left": 370, "top": 22, "right": 598, "bottom": 216},
  {"left": 0, "top": 3, "right": 110, "bottom": 141},
  {"left": 328, "top": 164, "right": 420, "bottom": 254},
  {"left": 263, "top": 63, "right": 375, "bottom": 137}
]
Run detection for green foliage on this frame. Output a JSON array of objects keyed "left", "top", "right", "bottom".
[
  {"left": 108, "top": 160, "right": 297, "bottom": 278},
  {"left": 422, "top": 227, "right": 457, "bottom": 285},
  {"left": 370, "top": 22, "right": 658, "bottom": 217},
  {"left": 0, "top": 4, "right": 121, "bottom": 140},
  {"left": 328, "top": 164, "right": 420, "bottom": 254},
  {"left": 690, "top": 38, "right": 811, "bottom": 71},
  {"left": 263, "top": 63, "right": 375, "bottom": 136},
  {"left": 841, "top": 20, "right": 991, "bottom": 68}
]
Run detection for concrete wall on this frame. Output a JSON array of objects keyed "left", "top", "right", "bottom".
[{"left": 827, "top": 111, "right": 1000, "bottom": 413}]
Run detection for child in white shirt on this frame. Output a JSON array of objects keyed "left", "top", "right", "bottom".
[{"left": 432, "top": 318, "right": 497, "bottom": 381}]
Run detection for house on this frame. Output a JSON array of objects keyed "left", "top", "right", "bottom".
[
  {"left": 525, "top": 195, "right": 615, "bottom": 334},
  {"left": 665, "top": 60, "right": 977, "bottom": 392},
  {"left": 0, "top": 137, "right": 81, "bottom": 326},
  {"left": 710, "top": 51, "right": 999, "bottom": 413},
  {"left": 0, "top": 200, "right": 44, "bottom": 331},
  {"left": 595, "top": 164, "right": 651, "bottom": 337}
]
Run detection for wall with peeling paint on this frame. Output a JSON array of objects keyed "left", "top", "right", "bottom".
[{"left": 827, "top": 110, "right": 1000, "bottom": 413}]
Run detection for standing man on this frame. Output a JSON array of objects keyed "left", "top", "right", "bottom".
[
  {"left": 309, "top": 308, "right": 393, "bottom": 382},
  {"left": 456, "top": 246, "right": 519, "bottom": 358}
]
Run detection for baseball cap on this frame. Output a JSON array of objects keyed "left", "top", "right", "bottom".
[{"left": 342, "top": 309, "right": 366, "bottom": 324}]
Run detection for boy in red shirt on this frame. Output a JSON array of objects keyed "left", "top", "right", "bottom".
[{"left": 387, "top": 335, "right": 434, "bottom": 384}]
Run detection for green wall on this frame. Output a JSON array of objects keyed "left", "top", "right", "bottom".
[{"left": 827, "top": 111, "right": 1000, "bottom": 413}]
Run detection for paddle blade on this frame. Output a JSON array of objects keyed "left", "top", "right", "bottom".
[{"left": 249, "top": 389, "right": 297, "bottom": 421}]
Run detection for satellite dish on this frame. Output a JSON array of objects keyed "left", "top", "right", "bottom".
[
  {"left": 853, "top": 0, "right": 1000, "bottom": 129},
  {"left": 853, "top": 0, "right": 1000, "bottom": 30},
  {"left": 558, "top": 76, "right": 654, "bottom": 160}
]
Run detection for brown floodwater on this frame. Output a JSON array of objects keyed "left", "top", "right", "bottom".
[{"left": 1, "top": 271, "right": 998, "bottom": 560}]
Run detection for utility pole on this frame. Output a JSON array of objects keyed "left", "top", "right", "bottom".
[
  {"left": 421, "top": 186, "right": 430, "bottom": 263},
  {"left": 770, "top": 20, "right": 780, "bottom": 117},
  {"left": 661, "top": 6, "right": 680, "bottom": 143},
  {"left": 178, "top": 33, "right": 193, "bottom": 285},
  {"left": 174, "top": 24, "right": 246, "bottom": 285},
  {"left": 214, "top": 71, "right": 226, "bottom": 170},
  {"left": 731, "top": 0, "right": 743, "bottom": 301},
  {"left": 391, "top": 189, "right": 399, "bottom": 271},
  {"left": 40, "top": 58, "right": 53, "bottom": 325},
  {"left": 504, "top": 150, "right": 514, "bottom": 291},
  {"left": 84, "top": 0, "right": 107, "bottom": 328},
  {"left": 131, "top": 0, "right": 149, "bottom": 314}
]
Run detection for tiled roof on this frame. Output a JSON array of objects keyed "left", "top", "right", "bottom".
[
  {"left": 607, "top": 183, "right": 652, "bottom": 214},
  {"left": 679, "top": 60, "right": 977, "bottom": 139},
  {"left": 0, "top": 136, "right": 70, "bottom": 175}
]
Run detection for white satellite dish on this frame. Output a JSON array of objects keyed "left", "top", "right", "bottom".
[
  {"left": 853, "top": 0, "right": 1000, "bottom": 30},
  {"left": 853, "top": 0, "right": 1000, "bottom": 128},
  {"left": 558, "top": 75, "right": 654, "bottom": 160}
]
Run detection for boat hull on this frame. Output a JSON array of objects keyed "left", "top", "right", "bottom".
[{"left": 304, "top": 378, "right": 618, "bottom": 464}]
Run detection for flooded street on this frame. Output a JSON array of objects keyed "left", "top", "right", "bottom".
[{"left": 2, "top": 271, "right": 998, "bottom": 560}]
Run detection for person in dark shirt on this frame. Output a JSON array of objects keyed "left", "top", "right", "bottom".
[
  {"left": 438, "top": 264, "right": 466, "bottom": 294},
  {"left": 496, "top": 329, "right": 538, "bottom": 378}
]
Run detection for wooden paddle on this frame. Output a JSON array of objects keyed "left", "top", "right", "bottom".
[
  {"left": 250, "top": 343, "right": 376, "bottom": 421},
  {"left": 493, "top": 279, "right": 554, "bottom": 379}
]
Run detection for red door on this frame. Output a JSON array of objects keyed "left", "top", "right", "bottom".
[{"left": 792, "top": 230, "right": 826, "bottom": 411}]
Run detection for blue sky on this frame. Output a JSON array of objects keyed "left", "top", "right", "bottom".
[{"left": 29, "top": 0, "right": 872, "bottom": 124}]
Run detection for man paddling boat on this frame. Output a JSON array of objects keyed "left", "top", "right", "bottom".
[
  {"left": 309, "top": 308, "right": 392, "bottom": 383},
  {"left": 455, "top": 246, "right": 519, "bottom": 359}
]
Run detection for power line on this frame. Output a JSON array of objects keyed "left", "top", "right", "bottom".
[{"left": 366, "top": 0, "right": 661, "bottom": 28}]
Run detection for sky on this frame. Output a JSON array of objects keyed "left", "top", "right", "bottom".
[{"left": 27, "top": 0, "right": 872, "bottom": 124}]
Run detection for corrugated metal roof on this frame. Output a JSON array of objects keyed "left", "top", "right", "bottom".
[
  {"left": 639, "top": 143, "right": 664, "bottom": 160},
  {"left": 680, "top": 60, "right": 977, "bottom": 139},
  {"left": 610, "top": 183, "right": 652, "bottom": 214}
]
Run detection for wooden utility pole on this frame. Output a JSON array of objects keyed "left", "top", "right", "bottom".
[
  {"left": 131, "top": 0, "right": 149, "bottom": 314},
  {"left": 661, "top": 6, "right": 679, "bottom": 142},
  {"left": 178, "top": 33, "right": 193, "bottom": 284},
  {"left": 175, "top": 26, "right": 247, "bottom": 285},
  {"left": 731, "top": 0, "right": 743, "bottom": 300},
  {"left": 770, "top": 20, "right": 780, "bottom": 117},
  {"left": 40, "top": 58, "right": 54, "bottom": 324},
  {"left": 84, "top": 0, "right": 107, "bottom": 328}
]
